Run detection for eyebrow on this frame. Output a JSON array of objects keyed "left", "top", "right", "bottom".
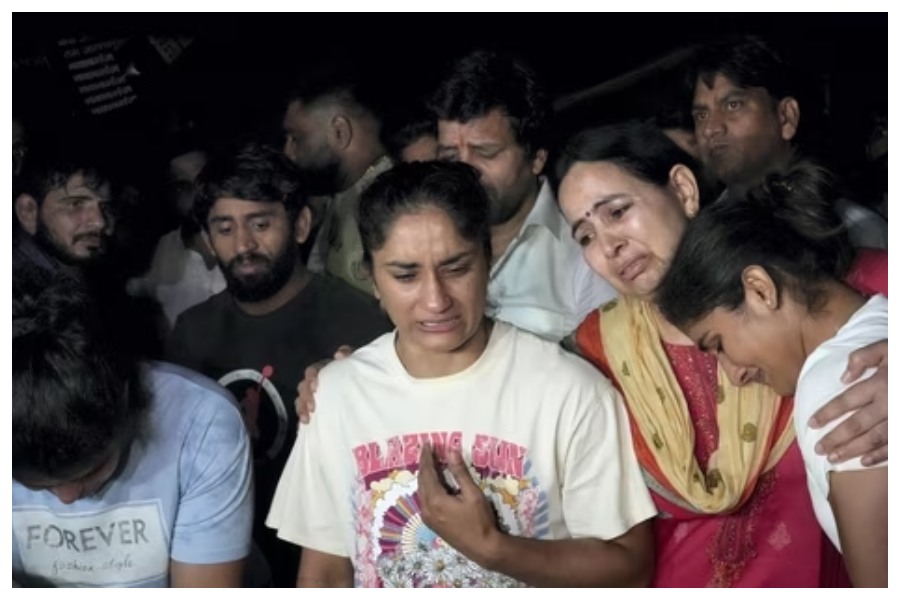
[
  {"left": 60, "top": 194, "right": 98, "bottom": 202},
  {"left": 209, "top": 208, "right": 278, "bottom": 223},
  {"left": 385, "top": 250, "right": 474, "bottom": 270},
  {"left": 569, "top": 194, "right": 630, "bottom": 237},
  {"left": 692, "top": 86, "right": 749, "bottom": 111},
  {"left": 467, "top": 142, "right": 502, "bottom": 152}
]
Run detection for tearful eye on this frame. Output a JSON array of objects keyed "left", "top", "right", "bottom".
[{"left": 576, "top": 232, "right": 595, "bottom": 247}]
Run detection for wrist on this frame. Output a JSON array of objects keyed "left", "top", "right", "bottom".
[{"left": 474, "top": 528, "right": 507, "bottom": 571}]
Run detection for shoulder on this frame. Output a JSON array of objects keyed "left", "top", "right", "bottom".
[
  {"left": 321, "top": 331, "right": 395, "bottom": 375},
  {"left": 501, "top": 323, "right": 613, "bottom": 392},
  {"left": 172, "top": 290, "right": 231, "bottom": 329},
  {"left": 308, "top": 274, "right": 392, "bottom": 332},
  {"left": 144, "top": 361, "right": 242, "bottom": 423},
  {"left": 312, "top": 274, "right": 379, "bottom": 308},
  {"left": 795, "top": 297, "right": 887, "bottom": 421}
]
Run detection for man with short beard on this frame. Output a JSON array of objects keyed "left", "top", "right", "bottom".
[
  {"left": 281, "top": 62, "right": 393, "bottom": 295},
  {"left": 13, "top": 142, "right": 115, "bottom": 277},
  {"left": 165, "top": 143, "right": 391, "bottom": 587}
]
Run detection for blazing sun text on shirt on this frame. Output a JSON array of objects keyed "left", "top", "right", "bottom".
[{"left": 349, "top": 431, "right": 548, "bottom": 587}]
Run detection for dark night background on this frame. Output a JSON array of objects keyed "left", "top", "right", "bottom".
[{"left": 13, "top": 12, "right": 888, "bottom": 274}]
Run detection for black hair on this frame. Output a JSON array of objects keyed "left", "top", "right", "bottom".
[
  {"left": 12, "top": 267, "right": 150, "bottom": 482},
  {"left": 689, "top": 35, "right": 795, "bottom": 102},
  {"left": 428, "top": 50, "right": 549, "bottom": 158},
  {"left": 193, "top": 142, "right": 308, "bottom": 228},
  {"left": 656, "top": 161, "right": 853, "bottom": 330},
  {"left": 385, "top": 107, "right": 437, "bottom": 163},
  {"left": 554, "top": 120, "right": 713, "bottom": 205},
  {"left": 358, "top": 161, "right": 492, "bottom": 269},
  {"left": 286, "top": 59, "right": 387, "bottom": 124},
  {"left": 17, "top": 134, "right": 113, "bottom": 207}
]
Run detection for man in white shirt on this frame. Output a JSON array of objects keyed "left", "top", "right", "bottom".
[{"left": 430, "top": 50, "right": 617, "bottom": 341}]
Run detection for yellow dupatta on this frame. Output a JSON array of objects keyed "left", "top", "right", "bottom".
[{"left": 599, "top": 296, "right": 795, "bottom": 513}]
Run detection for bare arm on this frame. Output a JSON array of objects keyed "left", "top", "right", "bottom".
[
  {"left": 170, "top": 558, "right": 245, "bottom": 587},
  {"left": 829, "top": 468, "right": 888, "bottom": 587},
  {"left": 296, "top": 548, "right": 354, "bottom": 588},
  {"left": 480, "top": 520, "right": 653, "bottom": 587},
  {"left": 810, "top": 340, "right": 887, "bottom": 466},
  {"left": 418, "top": 445, "right": 654, "bottom": 587}
]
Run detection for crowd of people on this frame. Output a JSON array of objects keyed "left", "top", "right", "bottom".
[{"left": 12, "top": 35, "right": 888, "bottom": 588}]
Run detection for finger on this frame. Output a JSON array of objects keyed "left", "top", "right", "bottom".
[
  {"left": 815, "top": 410, "right": 867, "bottom": 455},
  {"left": 809, "top": 378, "right": 875, "bottom": 428},
  {"left": 822, "top": 421, "right": 887, "bottom": 464},
  {"left": 417, "top": 443, "right": 440, "bottom": 499},
  {"left": 444, "top": 449, "right": 479, "bottom": 495},
  {"left": 295, "top": 394, "right": 309, "bottom": 424},
  {"left": 861, "top": 443, "right": 889, "bottom": 468},
  {"left": 307, "top": 363, "right": 325, "bottom": 395},
  {"left": 334, "top": 345, "right": 354, "bottom": 360},
  {"left": 841, "top": 339, "right": 887, "bottom": 384}
]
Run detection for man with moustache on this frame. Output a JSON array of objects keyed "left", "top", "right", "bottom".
[
  {"left": 689, "top": 35, "right": 887, "bottom": 249},
  {"left": 14, "top": 141, "right": 115, "bottom": 277},
  {"left": 429, "top": 50, "right": 617, "bottom": 342},
  {"left": 165, "top": 142, "right": 390, "bottom": 587}
]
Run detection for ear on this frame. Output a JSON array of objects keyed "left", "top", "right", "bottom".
[
  {"left": 529, "top": 148, "right": 548, "bottom": 176},
  {"left": 198, "top": 230, "right": 215, "bottom": 256},
  {"left": 371, "top": 275, "right": 381, "bottom": 302},
  {"left": 777, "top": 97, "right": 800, "bottom": 142},
  {"left": 15, "top": 194, "right": 39, "bottom": 235},
  {"left": 741, "top": 265, "right": 780, "bottom": 316},
  {"left": 667, "top": 164, "right": 700, "bottom": 219},
  {"left": 331, "top": 115, "right": 353, "bottom": 151},
  {"left": 294, "top": 206, "right": 313, "bottom": 244}
]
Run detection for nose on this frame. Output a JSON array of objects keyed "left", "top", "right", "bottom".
[
  {"left": 422, "top": 272, "right": 452, "bottom": 313},
  {"left": 234, "top": 223, "right": 259, "bottom": 254},
  {"left": 597, "top": 229, "right": 625, "bottom": 259},
  {"left": 283, "top": 137, "right": 297, "bottom": 162},
  {"left": 51, "top": 482, "right": 84, "bottom": 504},
  {"left": 83, "top": 200, "right": 110, "bottom": 234},
  {"left": 701, "top": 110, "right": 725, "bottom": 141},
  {"left": 718, "top": 354, "right": 757, "bottom": 387}
]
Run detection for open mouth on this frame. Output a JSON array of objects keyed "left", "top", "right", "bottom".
[{"left": 417, "top": 316, "right": 461, "bottom": 333}]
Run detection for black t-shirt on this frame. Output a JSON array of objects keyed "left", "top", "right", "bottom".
[{"left": 165, "top": 273, "right": 391, "bottom": 585}]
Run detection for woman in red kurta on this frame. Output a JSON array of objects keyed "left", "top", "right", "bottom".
[{"left": 556, "top": 122, "right": 885, "bottom": 587}]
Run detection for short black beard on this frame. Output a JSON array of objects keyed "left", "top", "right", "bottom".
[
  {"left": 34, "top": 220, "right": 107, "bottom": 267},
  {"left": 300, "top": 160, "right": 343, "bottom": 196},
  {"left": 221, "top": 242, "right": 299, "bottom": 304}
]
